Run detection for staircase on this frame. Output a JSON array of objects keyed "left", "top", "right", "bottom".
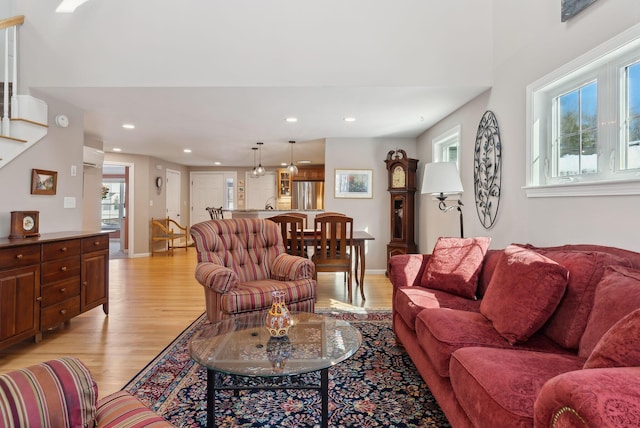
[{"left": 0, "top": 15, "right": 48, "bottom": 169}]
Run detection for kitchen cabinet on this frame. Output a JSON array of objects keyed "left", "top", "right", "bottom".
[
  {"left": 292, "top": 166, "right": 324, "bottom": 181},
  {"left": 0, "top": 231, "right": 109, "bottom": 349}
]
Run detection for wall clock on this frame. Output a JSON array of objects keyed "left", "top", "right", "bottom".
[
  {"left": 473, "top": 110, "right": 502, "bottom": 229},
  {"left": 385, "top": 149, "right": 418, "bottom": 269},
  {"left": 9, "top": 211, "right": 40, "bottom": 239}
]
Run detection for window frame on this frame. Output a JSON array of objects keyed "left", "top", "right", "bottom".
[
  {"left": 432, "top": 125, "right": 461, "bottom": 168},
  {"left": 525, "top": 22, "right": 640, "bottom": 197}
]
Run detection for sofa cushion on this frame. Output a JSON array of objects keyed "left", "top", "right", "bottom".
[
  {"left": 394, "top": 286, "right": 482, "bottom": 332},
  {"left": 450, "top": 347, "right": 584, "bottom": 428},
  {"left": 480, "top": 245, "right": 569, "bottom": 345},
  {"left": 220, "top": 278, "right": 316, "bottom": 314},
  {"left": 414, "top": 308, "right": 568, "bottom": 377},
  {"left": 579, "top": 265, "right": 640, "bottom": 358},
  {"left": 584, "top": 308, "right": 640, "bottom": 369},
  {"left": 538, "top": 250, "right": 633, "bottom": 350},
  {"left": 97, "top": 391, "right": 173, "bottom": 427},
  {"left": 420, "top": 237, "right": 491, "bottom": 299}
]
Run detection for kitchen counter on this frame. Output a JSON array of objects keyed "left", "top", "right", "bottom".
[{"left": 230, "top": 209, "right": 325, "bottom": 225}]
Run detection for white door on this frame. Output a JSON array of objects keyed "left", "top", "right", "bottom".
[
  {"left": 166, "top": 168, "right": 181, "bottom": 224},
  {"left": 191, "top": 172, "right": 225, "bottom": 227},
  {"left": 246, "top": 172, "right": 277, "bottom": 210}
]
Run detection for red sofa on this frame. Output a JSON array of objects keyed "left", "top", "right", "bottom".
[{"left": 389, "top": 240, "right": 640, "bottom": 428}]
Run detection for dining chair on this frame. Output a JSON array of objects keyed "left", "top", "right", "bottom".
[
  {"left": 267, "top": 213, "right": 307, "bottom": 257},
  {"left": 206, "top": 206, "right": 224, "bottom": 219},
  {"left": 312, "top": 214, "right": 354, "bottom": 303}
]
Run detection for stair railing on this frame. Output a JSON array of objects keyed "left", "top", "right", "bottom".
[{"left": 0, "top": 16, "right": 24, "bottom": 136}]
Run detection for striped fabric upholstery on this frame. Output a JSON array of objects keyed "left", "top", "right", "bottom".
[
  {"left": 0, "top": 356, "right": 98, "bottom": 428},
  {"left": 191, "top": 218, "right": 317, "bottom": 322},
  {"left": 0, "top": 357, "right": 173, "bottom": 428},
  {"left": 97, "top": 391, "right": 172, "bottom": 427}
]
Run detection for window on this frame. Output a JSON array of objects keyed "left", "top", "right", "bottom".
[
  {"left": 526, "top": 23, "right": 640, "bottom": 197},
  {"left": 433, "top": 125, "right": 461, "bottom": 168}
]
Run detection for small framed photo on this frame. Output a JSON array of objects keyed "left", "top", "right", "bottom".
[
  {"left": 238, "top": 186, "right": 245, "bottom": 193},
  {"left": 334, "top": 169, "right": 373, "bottom": 199},
  {"left": 238, "top": 193, "right": 245, "bottom": 200},
  {"left": 31, "top": 169, "right": 58, "bottom": 195},
  {"left": 238, "top": 179, "right": 245, "bottom": 186}
]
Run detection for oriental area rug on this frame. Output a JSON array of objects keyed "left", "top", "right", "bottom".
[{"left": 123, "top": 310, "right": 450, "bottom": 427}]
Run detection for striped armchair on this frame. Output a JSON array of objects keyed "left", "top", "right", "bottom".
[
  {"left": 190, "top": 218, "right": 317, "bottom": 323},
  {"left": 0, "top": 356, "right": 172, "bottom": 427}
]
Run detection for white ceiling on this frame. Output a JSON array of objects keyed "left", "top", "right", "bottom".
[{"left": 13, "top": 0, "right": 494, "bottom": 167}]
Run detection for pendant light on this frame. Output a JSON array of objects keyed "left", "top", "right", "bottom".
[
  {"left": 250, "top": 147, "right": 259, "bottom": 178},
  {"left": 255, "top": 142, "right": 266, "bottom": 176},
  {"left": 286, "top": 140, "right": 298, "bottom": 175}
]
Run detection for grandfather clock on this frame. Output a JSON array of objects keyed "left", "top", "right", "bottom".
[{"left": 385, "top": 150, "right": 418, "bottom": 267}]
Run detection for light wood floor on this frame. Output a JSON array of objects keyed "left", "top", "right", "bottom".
[{"left": 0, "top": 247, "right": 392, "bottom": 396}]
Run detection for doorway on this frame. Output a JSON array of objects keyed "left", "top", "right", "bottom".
[{"left": 102, "top": 162, "right": 135, "bottom": 258}]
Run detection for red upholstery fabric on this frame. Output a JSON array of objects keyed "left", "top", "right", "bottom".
[
  {"left": 0, "top": 356, "right": 98, "bottom": 428},
  {"left": 579, "top": 265, "right": 640, "bottom": 358},
  {"left": 394, "top": 286, "right": 481, "bottom": 332},
  {"left": 584, "top": 308, "right": 640, "bottom": 369},
  {"left": 538, "top": 251, "right": 633, "bottom": 349},
  {"left": 480, "top": 245, "right": 569, "bottom": 345},
  {"left": 97, "top": 391, "right": 172, "bottom": 427},
  {"left": 476, "top": 249, "right": 504, "bottom": 298},
  {"left": 420, "top": 237, "right": 491, "bottom": 299},
  {"left": 534, "top": 367, "right": 640, "bottom": 428},
  {"left": 220, "top": 278, "right": 316, "bottom": 314},
  {"left": 451, "top": 347, "right": 583, "bottom": 428}
]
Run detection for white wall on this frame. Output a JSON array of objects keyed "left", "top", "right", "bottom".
[
  {"left": 0, "top": 95, "right": 84, "bottom": 238},
  {"left": 418, "top": 0, "right": 640, "bottom": 254},
  {"left": 324, "top": 138, "right": 417, "bottom": 272}
]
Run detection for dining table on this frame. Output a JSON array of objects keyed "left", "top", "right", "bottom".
[{"left": 300, "top": 229, "right": 375, "bottom": 300}]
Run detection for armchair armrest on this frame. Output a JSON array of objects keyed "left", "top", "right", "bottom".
[
  {"left": 388, "top": 253, "right": 430, "bottom": 289},
  {"left": 271, "top": 253, "right": 315, "bottom": 281},
  {"left": 534, "top": 367, "right": 640, "bottom": 428},
  {"left": 167, "top": 218, "right": 188, "bottom": 235},
  {"left": 194, "top": 262, "right": 238, "bottom": 294},
  {"left": 151, "top": 219, "right": 174, "bottom": 237}
]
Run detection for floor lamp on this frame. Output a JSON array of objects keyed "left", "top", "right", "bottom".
[{"left": 421, "top": 162, "right": 464, "bottom": 238}]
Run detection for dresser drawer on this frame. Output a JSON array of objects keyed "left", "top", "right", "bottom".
[
  {"left": 42, "top": 240, "right": 81, "bottom": 261},
  {"left": 0, "top": 246, "right": 40, "bottom": 269},
  {"left": 41, "top": 296, "right": 80, "bottom": 329},
  {"left": 82, "top": 235, "right": 109, "bottom": 253},
  {"left": 41, "top": 257, "right": 80, "bottom": 285},
  {"left": 41, "top": 278, "right": 80, "bottom": 307}
]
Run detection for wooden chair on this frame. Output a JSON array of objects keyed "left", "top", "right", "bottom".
[
  {"left": 206, "top": 206, "right": 224, "bottom": 219},
  {"left": 312, "top": 214, "right": 354, "bottom": 302},
  {"left": 267, "top": 213, "right": 307, "bottom": 257},
  {"left": 150, "top": 216, "right": 188, "bottom": 256}
]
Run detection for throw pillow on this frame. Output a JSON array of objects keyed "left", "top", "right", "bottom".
[
  {"left": 584, "top": 308, "right": 640, "bottom": 369},
  {"left": 480, "top": 245, "right": 569, "bottom": 345},
  {"left": 578, "top": 265, "right": 640, "bottom": 359},
  {"left": 420, "top": 237, "right": 491, "bottom": 299}
]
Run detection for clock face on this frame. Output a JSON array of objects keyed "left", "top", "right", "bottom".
[
  {"left": 23, "top": 215, "right": 35, "bottom": 231},
  {"left": 392, "top": 165, "right": 406, "bottom": 188}
]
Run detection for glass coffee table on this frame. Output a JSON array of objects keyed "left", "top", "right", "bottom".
[{"left": 189, "top": 311, "right": 362, "bottom": 428}]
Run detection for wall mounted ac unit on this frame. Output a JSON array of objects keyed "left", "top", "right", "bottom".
[{"left": 83, "top": 146, "right": 104, "bottom": 168}]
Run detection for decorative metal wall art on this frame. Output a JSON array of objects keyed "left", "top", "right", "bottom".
[
  {"left": 561, "top": 0, "right": 597, "bottom": 22},
  {"left": 473, "top": 110, "right": 502, "bottom": 229}
]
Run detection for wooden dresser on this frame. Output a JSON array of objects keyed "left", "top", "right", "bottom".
[{"left": 0, "top": 231, "right": 109, "bottom": 350}]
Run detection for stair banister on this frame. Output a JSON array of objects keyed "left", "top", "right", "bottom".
[{"left": 0, "top": 16, "right": 23, "bottom": 136}]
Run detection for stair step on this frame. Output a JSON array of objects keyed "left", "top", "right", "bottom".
[{"left": 0, "top": 134, "right": 27, "bottom": 143}]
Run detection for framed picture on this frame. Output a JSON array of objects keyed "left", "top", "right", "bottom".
[
  {"left": 238, "top": 179, "right": 245, "bottom": 187},
  {"left": 31, "top": 169, "right": 58, "bottom": 195},
  {"left": 238, "top": 193, "right": 245, "bottom": 200},
  {"left": 238, "top": 186, "right": 245, "bottom": 193},
  {"left": 334, "top": 169, "right": 373, "bottom": 199}
]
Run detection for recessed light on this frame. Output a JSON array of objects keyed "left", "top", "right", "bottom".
[
  {"left": 213, "top": 161, "right": 221, "bottom": 166},
  {"left": 122, "top": 123, "right": 135, "bottom": 129},
  {"left": 112, "top": 148, "right": 122, "bottom": 152},
  {"left": 298, "top": 160, "right": 312, "bottom": 164},
  {"left": 285, "top": 117, "right": 298, "bottom": 123},
  {"left": 344, "top": 117, "right": 356, "bottom": 122},
  {"left": 280, "top": 162, "right": 288, "bottom": 167},
  {"left": 184, "top": 149, "right": 192, "bottom": 153}
]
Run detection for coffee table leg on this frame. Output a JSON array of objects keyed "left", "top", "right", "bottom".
[
  {"left": 321, "top": 368, "right": 328, "bottom": 428},
  {"left": 207, "top": 369, "right": 216, "bottom": 428}
]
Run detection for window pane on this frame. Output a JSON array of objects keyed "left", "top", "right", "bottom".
[
  {"left": 581, "top": 130, "right": 598, "bottom": 173},
  {"left": 559, "top": 135, "right": 580, "bottom": 176},
  {"left": 581, "top": 82, "right": 598, "bottom": 129},
  {"left": 629, "top": 62, "right": 640, "bottom": 117},
  {"left": 559, "top": 90, "right": 579, "bottom": 135}
]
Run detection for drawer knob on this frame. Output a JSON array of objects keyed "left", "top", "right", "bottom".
[
  {"left": 61, "top": 266, "right": 67, "bottom": 272},
  {"left": 60, "top": 309, "right": 67, "bottom": 315},
  {"left": 94, "top": 241, "right": 100, "bottom": 246},
  {"left": 60, "top": 247, "right": 67, "bottom": 252},
  {"left": 36, "top": 297, "right": 42, "bottom": 301},
  {"left": 60, "top": 288, "right": 66, "bottom": 293},
  {"left": 16, "top": 254, "right": 23, "bottom": 259}
]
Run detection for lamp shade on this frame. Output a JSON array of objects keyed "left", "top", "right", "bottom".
[{"left": 421, "top": 162, "right": 463, "bottom": 195}]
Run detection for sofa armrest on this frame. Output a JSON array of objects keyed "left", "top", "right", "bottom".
[
  {"left": 0, "top": 357, "right": 98, "bottom": 427},
  {"left": 194, "top": 262, "right": 238, "bottom": 294},
  {"left": 271, "top": 253, "right": 315, "bottom": 281},
  {"left": 97, "top": 391, "right": 174, "bottom": 427},
  {"left": 388, "top": 253, "right": 430, "bottom": 289},
  {"left": 534, "top": 367, "right": 640, "bottom": 428}
]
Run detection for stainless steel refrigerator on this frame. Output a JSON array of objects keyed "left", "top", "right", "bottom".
[{"left": 291, "top": 181, "right": 324, "bottom": 210}]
